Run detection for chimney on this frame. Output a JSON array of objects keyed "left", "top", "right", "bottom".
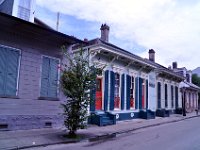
[
  {"left": 148, "top": 49, "right": 155, "bottom": 62},
  {"left": 83, "top": 38, "right": 88, "bottom": 42},
  {"left": 100, "top": 24, "right": 110, "bottom": 42},
  {"left": 172, "top": 62, "right": 177, "bottom": 69}
]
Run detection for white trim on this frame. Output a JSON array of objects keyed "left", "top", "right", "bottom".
[
  {"left": 40, "top": 55, "right": 61, "bottom": 98},
  {"left": 0, "top": 44, "right": 21, "bottom": 97}
]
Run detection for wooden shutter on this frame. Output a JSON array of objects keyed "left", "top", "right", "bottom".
[
  {"left": 157, "top": 82, "right": 161, "bottom": 109},
  {"left": 139, "top": 78, "right": 143, "bottom": 109},
  {"left": 175, "top": 86, "right": 178, "bottom": 108},
  {"left": 48, "top": 59, "right": 59, "bottom": 98},
  {"left": 40, "top": 57, "right": 50, "bottom": 97},
  {"left": 104, "top": 70, "right": 109, "bottom": 111},
  {"left": 146, "top": 80, "right": 148, "bottom": 109},
  {"left": 126, "top": 75, "right": 131, "bottom": 110},
  {"left": 121, "top": 74, "right": 125, "bottom": 110},
  {"left": 40, "top": 57, "right": 59, "bottom": 98},
  {"left": 165, "top": 84, "right": 168, "bottom": 107},
  {"left": 110, "top": 71, "right": 115, "bottom": 110},
  {"left": 5, "top": 49, "right": 20, "bottom": 96},
  {"left": 135, "top": 77, "right": 139, "bottom": 109},
  {"left": 0, "top": 47, "right": 6, "bottom": 95}
]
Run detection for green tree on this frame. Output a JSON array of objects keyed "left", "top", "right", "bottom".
[
  {"left": 192, "top": 74, "right": 200, "bottom": 109},
  {"left": 61, "top": 48, "right": 100, "bottom": 136},
  {"left": 192, "top": 74, "right": 200, "bottom": 87}
]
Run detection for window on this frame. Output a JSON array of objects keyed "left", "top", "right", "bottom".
[
  {"left": 17, "top": 0, "right": 31, "bottom": 21},
  {"left": 165, "top": 84, "right": 168, "bottom": 108},
  {"left": 130, "top": 76, "right": 135, "bottom": 109},
  {"left": 0, "top": 46, "right": 20, "bottom": 97},
  {"left": 40, "top": 56, "right": 59, "bottom": 98},
  {"left": 171, "top": 85, "right": 174, "bottom": 108},
  {"left": 114, "top": 73, "right": 120, "bottom": 108}
]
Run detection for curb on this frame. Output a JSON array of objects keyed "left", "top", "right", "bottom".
[{"left": 2, "top": 114, "right": 200, "bottom": 150}]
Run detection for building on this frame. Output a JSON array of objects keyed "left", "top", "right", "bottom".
[
  {"left": 75, "top": 24, "right": 184, "bottom": 126},
  {"left": 0, "top": 0, "right": 35, "bottom": 22},
  {"left": 0, "top": 12, "right": 82, "bottom": 130},
  {"left": 172, "top": 62, "right": 200, "bottom": 113}
]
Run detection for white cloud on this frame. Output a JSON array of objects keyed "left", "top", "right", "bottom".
[{"left": 36, "top": 0, "right": 200, "bottom": 70}]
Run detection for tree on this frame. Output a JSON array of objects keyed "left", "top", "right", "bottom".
[
  {"left": 192, "top": 74, "right": 200, "bottom": 109},
  {"left": 60, "top": 47, "right": 100, "bottom": 136},
  {"left": 192, "top": 74, "right": 200, "bottom": 87}
]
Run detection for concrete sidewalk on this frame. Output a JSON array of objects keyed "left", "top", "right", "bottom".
[{"left": 0, "top": 113, "right": 199, "bottom": 150}]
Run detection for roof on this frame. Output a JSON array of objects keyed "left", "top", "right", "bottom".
[
  {"left": 87, "top": 38, "right": 157, "bottom": 68},
  {"left": 86, "top": 38, "right": 184, "bottom": 80},
  {"left": 181, "top": 81, "right": 200, "bottom": 91},
  {"left": 0, "top": 12, "right": 83, "bottom": 45}
]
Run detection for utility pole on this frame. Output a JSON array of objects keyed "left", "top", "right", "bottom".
[{"left": 56, "top": 12, "right": 60, "bottom": 31}]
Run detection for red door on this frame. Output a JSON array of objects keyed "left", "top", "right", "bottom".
[{"left": 96, "top": 78, "right": 102, "bottom": 110}]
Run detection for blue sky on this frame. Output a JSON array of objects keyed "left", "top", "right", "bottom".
[{"left": 35, "top": 0, "right": 200, "bottom": 70}]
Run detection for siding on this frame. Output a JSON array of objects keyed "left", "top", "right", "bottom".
[{"left": 0, "top": 30, "right": 66, "bottom": 130}]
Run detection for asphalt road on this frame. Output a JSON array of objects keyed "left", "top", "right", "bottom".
[{"left": 29, "top": 117, "right": 200, "bottom": 150}]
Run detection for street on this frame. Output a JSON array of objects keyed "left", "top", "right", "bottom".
[{"left": 29, "top": 117, "right": 200, "bottom": 150}]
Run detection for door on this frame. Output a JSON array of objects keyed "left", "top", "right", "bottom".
[{"left": 96, "top": 78, "right": 102, "bottom": 110}]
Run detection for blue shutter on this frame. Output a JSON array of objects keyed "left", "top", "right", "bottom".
[
  {"left": 165, "top": 84, "right": 168, "bottom": 108},
  {"left": 175, "top": 86, "right": 178, "bottom": 108},
  {"left": 41, "top": 57, "right": 59, "bottom": 98},
  {"left": 48, "top": 59, "right": 59, "bottom": 98},
  {"left": 5, "top": 49, "right": 20, "bottom": 96},
  {"left": 146, "top": 80, "right": 148, "bottom": 109},
  {"left": 135, "top": 77, "right": 139, "bottom": 109},
  {"left": 110, "top": 71, "right": 115, "bottom": 110},
  {"left": 126, "top": 75, "right": 131, "bottom": 110},
  {"left": 139, "top": 78, "right": 143, "bottom": 109},
  {"left": 0, "top": 47, "right": 6, "bottom": 95},
  {"left": 104, "top": 70, "right": 109, "bottom": 111},
  {"left": 40, "top": 57, "right": 50, "bottom": 97},
  {"left": 121, "top": 74, "right": 125, "bottom": 110},
  {"left": 171, "top": 86, "right": 174, "bottom": 108},
  {"left": 90, "top": 80, "right": 96, "bottom": 111},
  {"left": 157, "top": 82, "right": 161, "bottom": 109}
]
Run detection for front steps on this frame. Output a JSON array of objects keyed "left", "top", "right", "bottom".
[
  {"left": 89, "top": 111, "right": 116, "bottom": 126},
  {"left": 156, "top": 109, "right": 170, "bottom": 117}
]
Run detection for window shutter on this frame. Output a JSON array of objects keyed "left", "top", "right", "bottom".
[
  {"left": 48, "top": 59, "right": 59, "bottom": 98},
  {"left": 0, "top": 48, "right": 6, "bottom": 95},
  {"left": 121, "top": 74, "right": 125, "bottom": 110},
  {"left": 175, "top": 86, "right": 178, "bottom": 108},
  {"left": 139, "top": 78, "right": 143, "bottom": 109},
  {"left": 41, "top": 57, "right": 59, "bottom": 98},
  {"left": 146, "top": 80, "right": 148, "bottom": 109},
  {"left": 126, "top": 75, "right": 131, "bottom": 110},
  {"left": 5, "top": 49, "right": 20, "bottom": 96},
  {"left": 157, "top": 82, "right": 161, "bottom": 109},
  {"left": 171, "top": 86, "right": 174, "bottom": 108},
  {"left": 135, "top": 77, "right": 139, "bottom": 109},
  {"left": 110, "top": 71, "right": 115, "bottom": 110},
  {"left": 104, "top": 70, "right": 109, "bottom": 111},
  {"left": 40, "top": 57, "right": 50, "bottom": 97}
]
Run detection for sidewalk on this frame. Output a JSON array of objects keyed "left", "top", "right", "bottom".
[{"left": 0, "top": 113, "right": 199, "bottom": 150}]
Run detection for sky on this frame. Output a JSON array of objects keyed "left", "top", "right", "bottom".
[{"left": 35, "top": 0, "right": 200, "bottom": 70}]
